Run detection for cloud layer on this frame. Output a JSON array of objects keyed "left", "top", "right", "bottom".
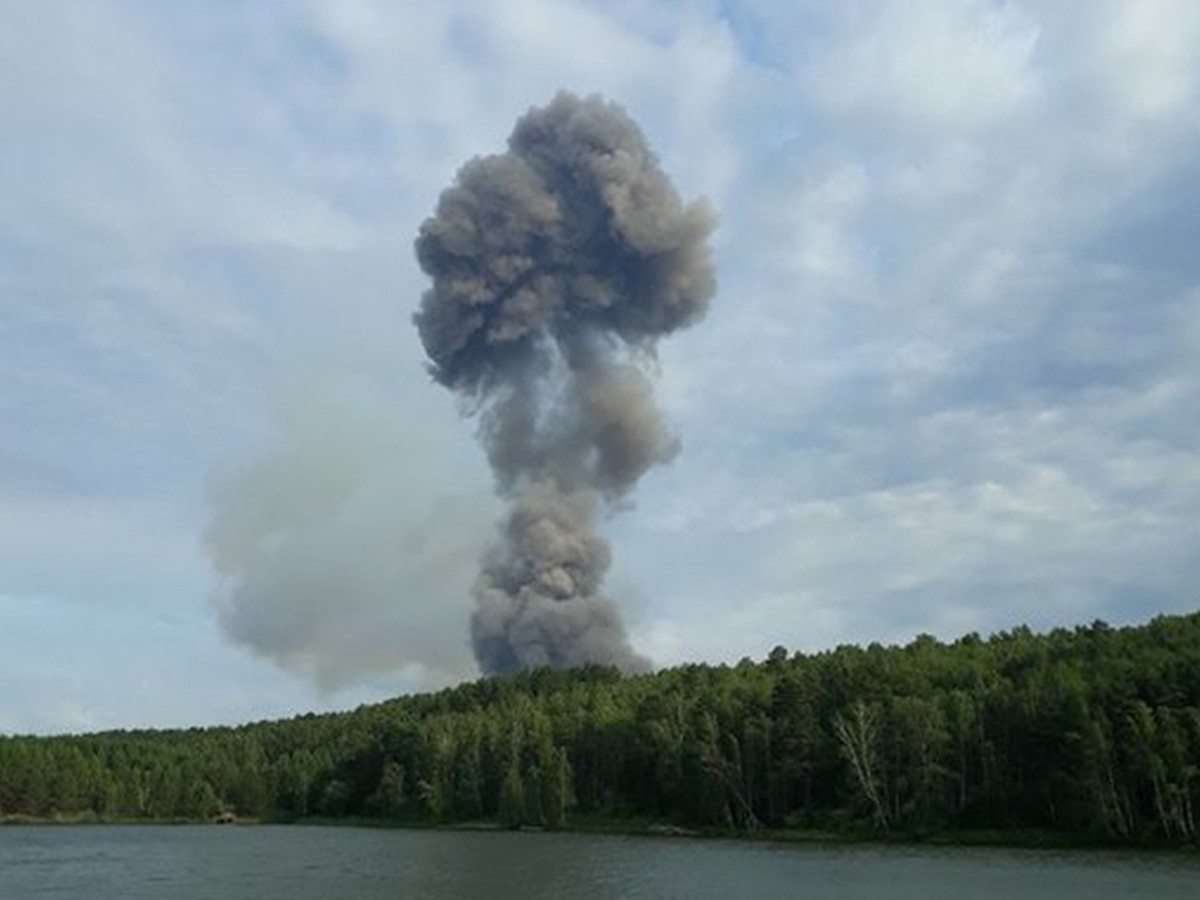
[{"left": 3, "top": 0, "right": 1199, "bottom": 730}]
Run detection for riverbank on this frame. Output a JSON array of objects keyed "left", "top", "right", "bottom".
[
  {"left": 283, "top": 813, "right": 1198, "bottom": 853},
  {"left": 0, "top": 812, "right": 262, "bottom": 826},
  {"left": 4, "top": 810, "right": 1195, "bottom": 853}
]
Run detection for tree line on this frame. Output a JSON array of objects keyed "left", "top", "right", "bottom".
[{"left": 2, "top": 611, "right": 1199, "bottom": 842}]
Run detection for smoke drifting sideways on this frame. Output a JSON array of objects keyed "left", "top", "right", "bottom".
[
  {"left": 205, "top": 365, "right": 497, "bottom": 691},
  {"left": 414, "top": 92, "right": 717, "bottom": 675}
]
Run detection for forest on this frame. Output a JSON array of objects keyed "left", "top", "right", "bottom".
[{"left": 2, "top": 611, "right": 1199, "bottom": 844}]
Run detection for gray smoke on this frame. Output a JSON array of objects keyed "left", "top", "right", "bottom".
[
  {"left": 414, "top": 91, "right": 716, "bottom": 674},
  {"left": 205, "top": 359, "right": 496, "bottom": 690}
]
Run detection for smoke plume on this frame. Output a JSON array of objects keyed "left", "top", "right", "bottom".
[
  {"left": 415, "top": 91, "right": 716, "bottom": 674},
  {"left": 205, "top": 359, "right": 496, "bottom": 690}
]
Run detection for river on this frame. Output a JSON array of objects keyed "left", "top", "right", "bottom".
[{"left": 1, "top": 825, "right": 1197, "bottom": 899}]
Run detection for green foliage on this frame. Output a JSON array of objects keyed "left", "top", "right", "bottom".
[
  {"left": 497, "top": 763, "right": 525, "bottom": 828},
  {"left": 2, "top": 612, "right": 1199, "bottom": 842}
]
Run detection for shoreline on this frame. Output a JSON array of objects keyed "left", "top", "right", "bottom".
[{"left": 4, "top": 812, "right": 1195, "bottom": 853}]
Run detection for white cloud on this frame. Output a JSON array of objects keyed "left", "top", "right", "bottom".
[
  {"left": 1063, "top": 0, "right": 1200, "bottom": 123},
  {"left": 803, "top": 1, "right": 1043, "bottom": 137}
]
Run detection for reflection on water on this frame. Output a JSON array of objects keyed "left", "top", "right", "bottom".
[{"left": 1, "top": 826, "right": 1198, "bottom": 900}]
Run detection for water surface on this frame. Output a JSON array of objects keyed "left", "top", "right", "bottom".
[{"left": 2, "top": 825, "right": 1197, "bottom": 899}]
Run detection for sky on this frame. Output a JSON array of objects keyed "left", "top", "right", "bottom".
[{"left": 3, "top": 0, "right": 1200, "bottom": 735}]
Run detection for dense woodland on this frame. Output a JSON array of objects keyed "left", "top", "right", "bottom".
[{"left": 3, "top": 612, "right": 1200, "bottom": 843}]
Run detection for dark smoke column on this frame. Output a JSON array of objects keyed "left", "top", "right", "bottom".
[{"left": 414, "top": 92, "right": 716, "bottom": 674}]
